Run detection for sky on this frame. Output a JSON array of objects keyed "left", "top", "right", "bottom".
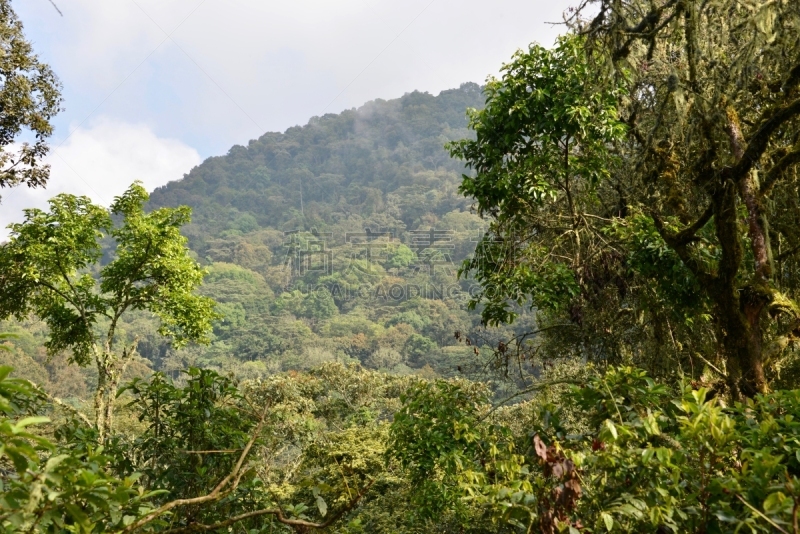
[{"left": 2, "top": 0, "right": 574, "bottom": 234}]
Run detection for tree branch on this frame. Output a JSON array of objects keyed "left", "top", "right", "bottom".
[
  {"left": 51, "top": 257, "right": 97, "bottom": 336},
  {"left": 740, "top": 171, "right": 772, "bottom": 280},
  {"left": 111, "top": 238, "right": 153, "bottom": 333},
  {"left": 480, "top": 378, "right": 582, "bottom": 422},
  {"left": 725, "top": 105, "right": 746, "bottom": 161},
  {"left": 117, "top": 407, "right": 268, "bottom": 534},
  {"left": 731, "top": 97, "right": 800, "bottom": 182},
  {"left": 673, "top": 203, "right": 714, "bottom": 245},
  {"left": 46, "top": 0, "right": 63, "bottom": 16},
  {"left": 651, "top": 214, "right": 714, "bottom": 286},
  {"left": 760, "top": 145, "right": 800, "bottom": 198},
  {"left": 29, "top": 382, "right": 93, "bottom": 427},
  {"left": 597, "top": 0, "right": 680, "bottom": 60},
  {"left": 36, "top": 280, "right": 78, "bottom": 310},
  {"left": 159, "top": 480, "right": 375, "bottom": 534},
  {"left": 735, "top": 495, "right": 790, "bottom": 534}
]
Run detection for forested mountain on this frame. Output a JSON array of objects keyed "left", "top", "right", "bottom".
[
  {"left": 150, "top": 83, "right": 484, "bottom": 236},
  {"left": 141, "top": 82, "right": 517, "bottom": 379},
  {"left": 4, "top": 82, "right": 531, "bottom": 388},
  {"left": 5, "top": 0, "right": 800, "bottom": 531}
]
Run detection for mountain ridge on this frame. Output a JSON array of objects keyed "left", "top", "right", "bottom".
[{"left": 148, "top": 82, "right": 485, "bottom": 246}]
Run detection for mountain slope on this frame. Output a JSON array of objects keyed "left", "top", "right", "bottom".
[
  {"left": 5, "top": 83, "right": 534, "bottom": 391},
  {"left": 149, "top": 83, "right": 485, "bottom": 244}
]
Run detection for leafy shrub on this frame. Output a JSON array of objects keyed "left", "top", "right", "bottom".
[
  {"left": 389, "top": 366, "right": 800, "bottom": 533},
  {"left": 0, "top": 366, "right": 157, "bottom": 532}
]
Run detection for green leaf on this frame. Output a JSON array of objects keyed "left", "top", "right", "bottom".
[
  {"left": 44, "top": 454, "right": 69, "bottom": 471},
  {"left": 603, "top": 419, "right": 618, "bottom": 440},
  {"left": 316, "top": 495, "right": 328, "bottom": 517},
  {"left": 601, "top": 511, "right": 614, "bottom": 531},
  {"left": 763, "top": 492, "right": 787, "bottom": 513},
  {"left": 15, "top": 416, "right": 50, "bottom": 429}
]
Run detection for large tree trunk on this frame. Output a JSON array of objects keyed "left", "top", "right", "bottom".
[
  {"left": 715, "top": 288, "right": 768, "bottom": 399},
  {"left": 711, "top": 109, "right": 772, "bottom": 398},
  {"left": 711, "top": 176, "right": 769, "bottom": 398},
  {"left": 93, "top": 348, "right": 133, "bottom": 443}
]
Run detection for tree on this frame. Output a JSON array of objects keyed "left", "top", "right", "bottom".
[
  {"left": 448, "top": 36, "right": 633, "bottom": 370},
  {"left": 386, "top": 244, "right": 416, "bottom": 269},
  {"left": 451, "top": 3, "right": 800, "bottom": 396},
  {"left": 302, "top": 288, "right": 339, "bottom": 320},
  {"left": 0, "top": 0, "right": 62, "bottom": 194},
  {"left": 404, "top": 333, "right": 438, "bottom": 366},
  {"left": 577, "top": 0, "right": 800, "bottom": 396},
  {"left": 0, "top": 365, "right": 159, "bottom": 532},
  {"left": 0, "top": 182, "right": 217, "bottom": 441}
]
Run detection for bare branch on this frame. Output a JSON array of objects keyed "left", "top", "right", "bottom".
[
  {"left": 480, "top": 378, "right": 582, "bottom": 422},
  {"left": 29, "top": 381, "right": 92, "bottom": 427},
  {"left": 46, "top": 0, "right": 63, "bottom": 16},
  {"left": 160, "top": 480, "right": 376, "bottom": 534},
  {"left": 117, "top": 407, "right": 268, "bottom": 534}
]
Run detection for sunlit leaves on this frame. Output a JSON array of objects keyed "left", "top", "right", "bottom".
[
  {"left": 0, "top": 182, "right": 217, "bottom": 364},
  {"left": 448, "top": 34, "right": 626, "bottom": 328}
]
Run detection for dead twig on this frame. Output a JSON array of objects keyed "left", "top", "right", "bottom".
[{"left": 46, "top": 0, "right": 63, "bottom": 16}]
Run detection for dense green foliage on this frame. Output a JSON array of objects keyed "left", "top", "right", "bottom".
[
  {"left": 0, "top": 366, "right": 158, "bottom": 532},
  {"left": 0, "top": 183, "right": 217, "bottom": 440},
  {"left": 449, "top": 2, "right": 800, "bottom": 397},
  {"left": 391, "top": 366, "right": 800, "bottom": 533},
  {"left": 449, "top": 35, "right": 625, "bottom": 325},
  {"left": 5, "top": 0, "right": 800, "bottom": 531},
  {"left": 4, "top": 359, "right": 800, "bottom": 533}
]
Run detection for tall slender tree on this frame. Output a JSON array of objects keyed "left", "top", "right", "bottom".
[{"left": 0, "top": 182, "right": 217, "bottom": 441}]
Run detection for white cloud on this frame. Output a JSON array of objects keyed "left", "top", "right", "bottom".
[
  {"left": 14, "top": 0, "right": 575, "bottom": 155},
  {"left": 1, "top": 0, "right": 578, "bottom": 236},
  {"left": 1, "top": 117, "right": 202, "bottom": 238}
]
